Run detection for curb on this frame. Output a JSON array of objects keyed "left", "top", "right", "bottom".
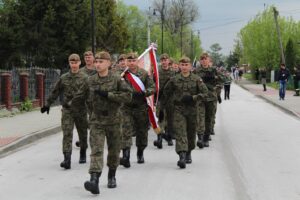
[
  {"left": 0, "top": 125, "right": 61, "bottom": 158},
  {"left": 238, "top": 83, "right": 300, "bottom": 120}
]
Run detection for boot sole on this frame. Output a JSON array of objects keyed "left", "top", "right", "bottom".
[{"left": 84, "top": 182, "right": 100, "bottom": 194}]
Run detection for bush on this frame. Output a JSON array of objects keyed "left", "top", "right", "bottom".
[{"left": 20, "top": 98, "right": 33, "bottom": 112}]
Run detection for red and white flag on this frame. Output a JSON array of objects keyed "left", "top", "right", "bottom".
[{"left": 124, "top": 44, "right": 160, "bottom": 134}]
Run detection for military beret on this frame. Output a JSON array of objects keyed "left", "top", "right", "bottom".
[
  {"left": 118, "top": 54, "right": 127, "bottom": 61},
  {"left": 160, "top": 53, "right": 169, "bottom": 60},
  {"left": 95, "top": 51, "right": 111, "bottom": 60},
  {"left": 126, "top": 52, "right": 138, "bottom": 59},
  {"left": 200, "top": 52, "right": 209, "bottom": 60},
  {"left": 179, "top": 56, "right": 191, "bottom": 63},
  {"left": 84, "top": 51, "right": 93, "bottom": 57},
  {"left": 68, "top": 54, "right": 81, "bottom": 61}
]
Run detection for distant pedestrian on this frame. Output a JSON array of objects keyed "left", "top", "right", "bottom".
[
  {"left": 277, "top": 63, "right": 290, "bottom": 100},
  {"left": 255, "top": 68, "right": 260, "bottom": 84},
  {"left": 224, "top": 71, "right": 232, "bottom": 100},
  {"left": 260, "top": 67, "right": 267, "bottom": 92},
  {"left": 293, "top": 66, "right": 300, "bottom": 96}
]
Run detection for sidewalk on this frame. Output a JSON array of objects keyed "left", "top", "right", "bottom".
[
  {"left": 237, "top": 78, "right": 300, "bottom": 118},
  {"left": 0, "top": 106, "right": 61, "bottom": 157}
]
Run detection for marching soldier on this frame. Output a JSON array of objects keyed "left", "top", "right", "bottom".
[
  {"left": 194, "top": 53, "right": 223, "bottom": 147},
  {"left": 41, "top": 54, "right": 89, "bottom": 169},
  {"left": 153, "top": 53, "right": 175, "bottom": 148},
  {"left": 162, "top": 56, "right": 208, "bottom": 168},
  {"left": 75, "top": 50, "right": 96, "bottom": 147},
  {"left": 122, "top": 52, "right": 155, "bottom": 164},
  {"left": 84, "top": 51, "right": 132, "bottom": 194},
  {"left": 114, "top": 54, "right": 134, "bottom": 168}
]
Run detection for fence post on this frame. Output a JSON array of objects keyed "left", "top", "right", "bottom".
[
  {"left": 20, "top": 72, "right": 29, "bottom": 101},
  {"left": 1, "top": 73, "right": 12, "bottom": 110},
  {"left": 36, "top": 72, "right": 45, "bottom": 107}
]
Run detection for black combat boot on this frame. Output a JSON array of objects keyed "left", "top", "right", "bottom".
[
  {"left": 120, "top": 148, "right": 131, "bottom": 168},
  {"left": 107, "top": 169, "right": 117, "bottom": 188},
  {"left": 162, "top": 133, "right": 173, "bottom": 146},
  {"left": 203, "top": 134, "right": 210, "bottom": 147},
  {"left": 84, "top": 172, "right": 101, "bottom": 194},
  {"left": 196, "top": 134, "right": 204, "bottom": 149},
  {"left": 177, "top": 151, "right": 186, "bottom": 169},
  {"left": 79, "top": 148, "right": 86, "bottom": 164},
  {"left": 60, "top": 152, "right": 71, "bottom": 169},
  {"left": 137, "top": 148, "right": 145, "bottom": 164},
  {"left": 75, "top": 141, "right": 80, "bottom": 147},
  {"left": 185, "top": 151, "right": 192, "bottom": 164},
  {"left": 153, "top": 134, "right": 163, "bottom": 149}
]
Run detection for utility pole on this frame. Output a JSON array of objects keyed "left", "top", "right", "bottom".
[
  {"left": 147, "top": 7, "right": 151, "bottom": 46},
  {"left": 91, "top": 0, "right": 96, "bottom": 54},
  {"left": 273, "top": 7, "right": 285, "bottom": 64},
  {"left": 161, "top": 0, "right": 165, "bottom": 54},
  {"left": 190, "top": 31, "right": 194, "bottom": 59}
]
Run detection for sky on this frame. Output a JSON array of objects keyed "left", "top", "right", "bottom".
[{"left": 122, "top": 0, "right": 300, "bottom": 55}]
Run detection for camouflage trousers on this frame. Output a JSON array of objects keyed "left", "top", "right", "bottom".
[
  {"left": 61, "top": 108, "right": 88, "bottom": 153},
  {"left": 156, "top": 103, "right": 174, "bottom": 137},
  {"left": 89, "top": 123, "right": 121, "bottom": 173},
  {"left": 203, "top": 100, "right": 217, "bottom": 135},
  {"left": 173, "top": 106, "right": 197, "bottom": 153},
  {"left": 196, "top": 102, "right": 205, "bottom": 134},
  {"left": 123, "top": 106, "right": 149, "bottom": 150},
  {"left": 120, "top": 108, "right": 133, "bottom": 149}
]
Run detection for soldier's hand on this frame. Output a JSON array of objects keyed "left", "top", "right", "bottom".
[
  {"left": 181, "top": 95, "right": 194, "bottom": 104},
  {"left": 94, "top": 89, "right": 108, "bottom": 98},
  {"left": 158, "top": 110, "right": 164, "bottom": 123},
  {"left": 133, "top": 91, "right": 145, "bottom": 99},
  {"left": 41, "top": 106, "right": 50, "bottom": 114}
]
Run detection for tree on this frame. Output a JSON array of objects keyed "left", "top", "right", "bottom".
[
  {"left": 94, "top": 0, "right": 128, "bottom": 53},
  {"left": 285, "top": 38, "right": 296, "bottom": 72},
  {"left": 209, "top": 43, "right": 223, "bottom": 66}
]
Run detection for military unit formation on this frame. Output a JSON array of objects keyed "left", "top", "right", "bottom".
[{"left": 40, "top": 50, "right": 231, "bottom": 195}]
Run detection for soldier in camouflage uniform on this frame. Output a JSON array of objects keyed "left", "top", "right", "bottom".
[
  {"left": 79, "top": 51, "right": 96, "bottom": 76},
  {"left": 41, "top": 54, "right": 89, "bottom": 169},
  {"left": 122, "top": 52, "right": 155, "bottom": 164},
  {"left": 84, "top": 51, "right": 132, "bottom": 194},
  {"left": 75, "top": 51, "right": 96, "bottom": 148},
  {"left": 153, "top": 53, "right": 175, "bottom": 148},
  {"left": 162, "top": 56, "right": 208, "bottom": 169},
  {"left": 194, "top": 53, "right": 223, "bottom": 147},
  {"left": 113, "top": 54, "right": 133, "bottom": 168}
]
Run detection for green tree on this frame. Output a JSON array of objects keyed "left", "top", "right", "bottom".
[
  {"left": 209, "top": 43, "right": 223, "bottom": 66},
  {"left": 285, "top": 38, "right": 296, "bottom": 72}
]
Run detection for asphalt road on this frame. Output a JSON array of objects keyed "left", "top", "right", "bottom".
[{"left": 1, "top": 84, "right": 300, "bottom": 200}]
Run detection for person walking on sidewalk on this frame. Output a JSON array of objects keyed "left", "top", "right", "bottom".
[
  {"left": 260, "top": 67, "right": 267, "bottom": 92},
  {"left": 224, "top": 71, "right": 232, "bottom": 100},
  {"left": 293, "top": 66, "right": 300, "bottom": 96},
  {"left": 277, "top": 63, "right": 290, "bottom": 100},
  {"left": 41, "top": 54, "right": 89, "bottom": 169}
]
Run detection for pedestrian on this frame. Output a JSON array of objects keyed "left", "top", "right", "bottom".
[
  {"left": 122, "top": 52, "right": 155, "bottom": 164},
  {"left": 224, "top": 71, "right": 232, "bottom": 100},
  {"left": 84, "top": 51, "right": 132, "bottom": 194},
  {"left": 41, "top": 54, "right": 89, "bottom": 169},
  {"left": 153, "top": 53, "right": 175, "bottom": 148},
  {"left": 277, "top": 63, "right": 290, "bottom": 100},
  {"left": 255, "top": 68, "right": 260, "bottom": 84},
  {"left": 260, "top": 67, "right": 267, "bottom": 91},
  {"left": 162, "top": 56, "right": 208, "bottom": 168}
]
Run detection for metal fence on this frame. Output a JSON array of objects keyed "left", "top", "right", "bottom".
[{"left": 0, "top": 67, "right": 61, "bottom": 105}]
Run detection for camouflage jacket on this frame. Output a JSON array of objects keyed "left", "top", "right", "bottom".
[
  {"left": 79, "top": 66, "right": 96, "bottom": 76},
  {"left": 88, "top": 71, "right": 132, "bottom": 125},
  {"left": 162, "top": 73, "right": 208, "bottom": 108},
  {"left": 46, "top": 71, "right": 89, "bottom": 113},
  {"left": 194, "top": 66, "right": 223, "bottom": 101},
  {"left": 124, "top": 67, "right": 155, "bottom": 108}
]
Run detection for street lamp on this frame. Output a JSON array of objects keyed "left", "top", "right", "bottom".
[
  {"left": 153, "top": 0, "right": 165, "bottom": 53},
  {"left": 91, "top": 0, "right": 96, "bottom": 54}
]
